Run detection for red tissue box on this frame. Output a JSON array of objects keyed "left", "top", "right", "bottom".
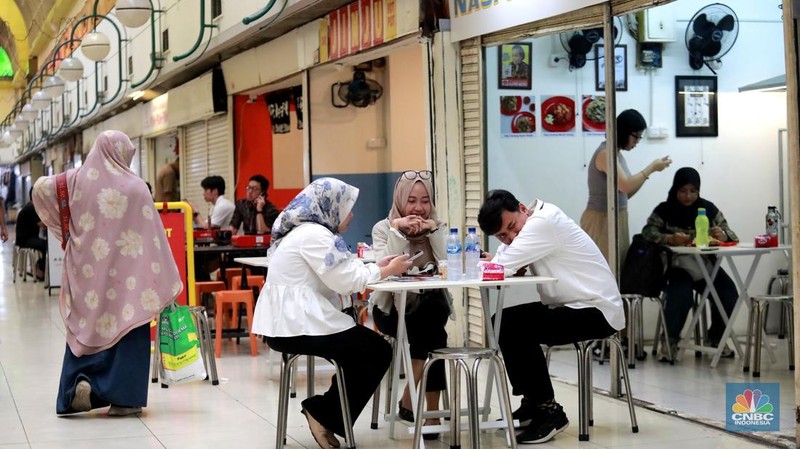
[
  {"left": 480, "top": 262, "right": 505, "bottom": 281},
  {"left": 231, "top": 234, "right": 271, "bottom": 247}
]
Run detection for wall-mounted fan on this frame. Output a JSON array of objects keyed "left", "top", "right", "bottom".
[
  {"left": 558, "top": 18, "right": 622, "bottom": 70},
  {"left": 685, "top": 3, "right": 739, "bottom": 71},
  {"left": 331, "top": 70, "right": 384, "bottom": 108}
]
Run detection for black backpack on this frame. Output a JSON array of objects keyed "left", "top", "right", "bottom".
[{"left": 620, "top": 234, "right": 672, "bottom": 297}]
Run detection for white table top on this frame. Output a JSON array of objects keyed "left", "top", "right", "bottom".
[
  {"left": 668, "top": 244, "right": 791, "bottom": 256},
  {"left": 233, "top": 257, "right": 270, "bottom": 268},
  {"left": 368, "top": 275, "right": 557, "bottom": 291},
  {"left": 233, "top": 256, "right": 375, "bottom": 268}
]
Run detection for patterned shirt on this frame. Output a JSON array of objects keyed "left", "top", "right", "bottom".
[{"left": 230, "top": 199, "right": 280, "bottom": 234}]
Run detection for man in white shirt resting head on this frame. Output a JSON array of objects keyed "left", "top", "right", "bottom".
[{"left": 478, "top": 189, "right": 624, "bottom": 445}]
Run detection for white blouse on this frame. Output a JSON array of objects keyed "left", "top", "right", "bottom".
[{"left": 251, "top": 223, "right": 382, "bottom": 337}]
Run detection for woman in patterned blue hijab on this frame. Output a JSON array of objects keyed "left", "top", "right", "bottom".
[
  {"left": 268, "top": 177, "right": 358, "bottom": 263},
  {"left": 255, "top": 177, "right": 412, "bottom": 449}
]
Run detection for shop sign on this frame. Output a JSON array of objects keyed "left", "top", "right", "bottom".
[
  {"left": 339, "top": 6, "right": 351, "bottom": 57},
  {"left": 360, "top": 0, "right": 372, "bottom": 50},
  {"left": 143, "top": 93, "right": 169, "bottom": 135},
  {"left": 449, "top": 0, "right": 605, "bottom": 42},
  {"left": 350, "top": 3, "right": 361, "bottom": 54},
  {"left": 319, "top": 0, "right": 397, "bottom": 64}
]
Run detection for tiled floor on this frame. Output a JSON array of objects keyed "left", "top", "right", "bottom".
[{"left": 0, "top": 241, "right": 794, "bottom": 448}]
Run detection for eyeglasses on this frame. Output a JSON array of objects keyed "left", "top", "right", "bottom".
[
  {"left": 630, "top": 132, "right": 644, "bottom": 142},
  {"left": 401, "top": 170, "right": 432, "bottom": 180},
  {"left": 245, "top": 185, "right": 261, "bottom": 191}
]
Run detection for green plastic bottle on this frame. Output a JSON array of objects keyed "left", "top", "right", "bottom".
[{"left": 695, "top": 208, "right": 710, "bottom": 248}]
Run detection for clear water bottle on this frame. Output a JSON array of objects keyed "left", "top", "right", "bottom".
[
  {"left": 695, "top": 208, "right": 709, "bottom": 248},
  {"left": 464, "top": 227, "right": 481, "bottom": 281},
  {"left": 766, "top": 206, "right": 781, "bottom": 247},
  {"left": 446, "top": 228, "right": 463, "bottom": 281}
]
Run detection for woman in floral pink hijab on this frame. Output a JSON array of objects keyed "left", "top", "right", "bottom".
[{"left": 33, "top": 130, "right": 181, "bottom": 416}]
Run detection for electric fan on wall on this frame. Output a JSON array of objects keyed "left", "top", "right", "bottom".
[
  {"left": 331, "top": 70, "right": 384, "bottom": 108},
  {"left": 558, "top": 18, "right": 622, "bottom": 70},
  {"left": 685, "top": 3, "right": 739, "bottom": 71}
]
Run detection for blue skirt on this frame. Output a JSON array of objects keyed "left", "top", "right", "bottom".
[{"left": 56, "top": 324, "right": 150, "bottom": 414}]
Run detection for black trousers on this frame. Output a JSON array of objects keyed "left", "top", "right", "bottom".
[
  {"left": 265, "top": 325, "right": 391, "bottom": 437},
  {"left": 373, "top": 290, "right": 449, "bottom": 391},
  {"left": 663, "top": 267, "right": 738, "bottom": 343},
  {"left": 493, "top": 302, "right": 615, "bottom": 404}
]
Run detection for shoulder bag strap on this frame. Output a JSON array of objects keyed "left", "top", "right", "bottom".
[{"left": 55, "top": 173, "right": 71, "bottom": 250}]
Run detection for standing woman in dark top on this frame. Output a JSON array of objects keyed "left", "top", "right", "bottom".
[
  {"left": 641, "top": 167, "right": 739, "bottom": 360},
  {"left": 580, "top": 109, "right": 672, "bottom": 264}
]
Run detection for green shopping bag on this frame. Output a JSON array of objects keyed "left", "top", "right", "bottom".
[{"left": 159, "top": 303, "right": 206, "bottom": 384}]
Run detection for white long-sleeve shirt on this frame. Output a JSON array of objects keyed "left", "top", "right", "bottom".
[
  {"left": 492, "top": 200, "right": 624, "bottom": 330},
  {"left": 251, "top": 223, "right": 381, "bottom": 337}
]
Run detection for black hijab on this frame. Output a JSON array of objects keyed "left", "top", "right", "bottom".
[{"left": 653, "top": 167, "right": 719, "bottom": 229}]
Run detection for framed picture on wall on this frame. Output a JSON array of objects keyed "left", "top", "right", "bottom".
[
  {"left": 675, "top": 76, "right": 718, "bottom": 137},
  {"left": 595, "top": 44, "right": 627, "bottom": 91},
  {"left": 498, "top": 42, "right": 532, "bottom": 90}
]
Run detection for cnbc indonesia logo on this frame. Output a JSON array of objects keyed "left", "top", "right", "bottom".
[{"left": 730, "top": 388, "right": 775, "bottom": 429}]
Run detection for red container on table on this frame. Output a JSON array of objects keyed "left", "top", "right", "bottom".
[
  {"left": 754, "top": 234, "right": 770, "bottom": 248},
  {"left": 231, "top": 234, "right": 271, "bottom": 247}
]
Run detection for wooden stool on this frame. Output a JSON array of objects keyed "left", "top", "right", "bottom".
[{"left": 214, "top": 290, "right": 258, "bottom": 357}]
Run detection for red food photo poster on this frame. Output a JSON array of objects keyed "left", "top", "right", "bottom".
[
  {"left": 540, "top": 95, "right": 576, "bottom": 136},
  {"left": 500, "top": 95, "right": 536, "bottom": 138},
  {"left": 582, "top": 95, "right": 606, "bottom": 135}
]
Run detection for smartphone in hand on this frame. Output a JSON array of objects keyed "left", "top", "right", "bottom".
[{"left": 407, "top": 249, "right": 424, "bottom": 262}]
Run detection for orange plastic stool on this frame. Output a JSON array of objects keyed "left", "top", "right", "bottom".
[
  {"left": 195, "top": 281, "right": 226, "bottom": 308},
  {"left": 230, "top": 275, "right": 266, "bottom": 292},
  {"left": 214, "top": 290, "right": 259, "bottom": 357},
  {"left": 222, "top": 267, "right": 251, "bottom": 289}
]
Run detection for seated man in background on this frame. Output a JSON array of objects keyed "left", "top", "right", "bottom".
[
  {"left": 229, "top": 174, "right": 280, "bottom": 234},
  {"left": 191, "top": 175, "right": 235, "bottom": 229},
  {"left": 16, "top": 191, "right": 46, "bottom": 280},
  {"left": 477, "top": 189, "right": 624, "bottom": 444}
]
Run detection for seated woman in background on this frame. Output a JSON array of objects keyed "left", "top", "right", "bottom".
[
  {"left": 251, "top": 177, "right": 412, "bottom": 449},
  {"left": 371, "top": 170, "right": 451, "bottom": 439},
  {"left": 641, "top": 167, "right": 738, "bottom": 361}
]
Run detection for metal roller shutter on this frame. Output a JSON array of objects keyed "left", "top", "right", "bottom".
[
  {"left": 183, "top": 121, "right": 206, "bottom": 212},
  {"left": 205, "top": 115, "right": 234, "bottom": 194},
  {"left": 182, "top": 114, "right": 233, "bottom": 217},
  {"left": 460, "top": 37, "right": 486, "bottom": 347}
]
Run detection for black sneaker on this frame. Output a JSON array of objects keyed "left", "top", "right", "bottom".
[
  {"left": 516, "top": 400, "right": 569, "bottom": 444},
  {"left": 510, "top": 398, "right": 536, "bottom": 428}
]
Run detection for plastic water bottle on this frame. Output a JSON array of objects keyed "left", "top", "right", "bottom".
[
  {"left": 464, "top": 227, "right": 481, "bottom": 281},
  {"left": 446, "top": 228, "right": 463, "bottom": 281},
  {"left": 766, "top": 206, "right": 781, "bottom": 247},
  {"left": 695, "top": 208, "right": 709, "bottom": 248}
]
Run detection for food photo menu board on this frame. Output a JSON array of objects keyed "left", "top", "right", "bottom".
[
  {"left": 540, "top": 95, "right": 576, "bottom": 136},
  {"left": 500, "top": 95, "right": 536, "bottom": 138}
]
